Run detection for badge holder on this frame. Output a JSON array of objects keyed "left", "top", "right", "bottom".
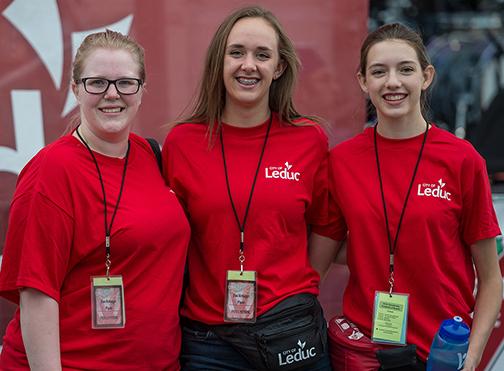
[
  {"left": 91, "top": 275, "right": 126, "bottom": 329},
  {"left": 224, "top": 269, "right": 257, "bottom": 323},
  {"left": 371, "top": 273, "right": 408, "bottom": 345}
]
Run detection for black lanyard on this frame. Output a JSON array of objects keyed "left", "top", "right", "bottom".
[
  {"left": 76, "top": 127, "right": 130, "bottom": 277},
  {"left": 220, "top": 115, "right": 273, "bottom": 272},
  {"left": 374, "top": 122, "right": 428, "bottom": 294}
]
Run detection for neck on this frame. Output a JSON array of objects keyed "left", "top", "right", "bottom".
[
  {"left": 222, "top": 102, "right": 270, "bottom": 128},
  {"left": 376, "top": 114, "right": 428, "bottom": 139},
  {"left": 74, "top": 125, "right": 129, "bottom": 158}
]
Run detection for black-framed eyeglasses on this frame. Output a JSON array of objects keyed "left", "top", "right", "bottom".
[{"left": 76, "top": 77, "right": 143, "bottom": 95}]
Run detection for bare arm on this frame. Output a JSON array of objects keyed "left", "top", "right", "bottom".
[
  {"left": 309, "top": 232, "right": 343, "bottom": 282},
  {"left": 20, "top": 288, "right": 62, "bottom": 371},
  {"left": 333, "top": 241, "right": 347, "bottom": 265},
  {"left": 462, "top": 238, "right": 502, "bottom": 371}
]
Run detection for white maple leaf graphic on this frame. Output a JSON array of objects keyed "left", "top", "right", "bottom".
[
  {"left": 285, "top": 162, "right": 292, "bottom": 170},
  {"left": 438, "top": 179, "right": 445, "bottom": 188},
  {"left": 297, "top": 340, "right": 306, "bottom": 349}
]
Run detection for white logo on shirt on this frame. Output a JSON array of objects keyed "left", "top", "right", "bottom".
[
  {"left": 265, "top": 162, "right": 301, "bottom": 181},
  {"left": 417, "top": 178, "right": 452, "bottom": 201}
]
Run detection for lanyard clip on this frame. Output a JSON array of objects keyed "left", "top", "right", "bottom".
[
  {"left": 105, "top": 236, "right": 112, "bottom": 279},
  {"left": 388, "top": 254, "right": 395, "bottom": 296},
  {"left": 105, "top": 253, "right": 111, "bottom": 279},
  {"left": 388, "top": 271, "right": 395, "bottom": 297},
  {"left": 239, "top": 253, "right": 245, "bottom": 275}
]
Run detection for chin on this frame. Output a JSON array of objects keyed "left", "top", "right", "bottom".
[
  {"left": 99, "top": 122, "right": 132, "bottom": 135},
  {"left": 379, "top": 107, "right": 410, "bottom": 120}
]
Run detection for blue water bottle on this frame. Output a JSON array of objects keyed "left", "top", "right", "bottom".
[{"left": 426, "top": 316, "right": 470, "bottom": 370}]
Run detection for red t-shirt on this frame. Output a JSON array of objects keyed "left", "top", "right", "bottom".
[
  {"left": 0, "top": 133, "right": 190, "bottom": 370},
  {"left": 163, "top": 113, "right": 328, "bottom": 324},
  {"left": 315, "top": 125, "right": 501, "bottom": 361}
]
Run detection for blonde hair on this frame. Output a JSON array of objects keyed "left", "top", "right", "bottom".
[
  {"left": 66, "top": 30, "right": 145, "bottom": 133},
  {"left": 73, "top": 29, "right": 145, "bottom": 83}
]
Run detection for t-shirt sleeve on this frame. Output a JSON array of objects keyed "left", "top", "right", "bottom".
[
  {"left": 162, "top": 129, "right": 189, "bottom": 210},
  {"left": 306, "top": 146, "right": 329, "bottom": 226},
  {"left": 460, "top": 151, "right": 501, "bottom": 245},
  {"left": 311, "top": 149, "right": 348, "bottom": 241},
  {"left": 0, "top": 190, "right": 73, "bottom": 304}
]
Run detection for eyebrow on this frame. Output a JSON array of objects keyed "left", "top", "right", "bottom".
[
  {"left": 226, "top": 43, "right": 273, "bottom": 52},
  {"left": 368, "top": 60, "right": 417, "bottom": 69}
]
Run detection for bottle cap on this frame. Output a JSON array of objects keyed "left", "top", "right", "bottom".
[{"left": 439, "top": 316, "right": 470, "bottom": 342}]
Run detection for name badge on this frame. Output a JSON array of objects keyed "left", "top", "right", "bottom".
[
  {"left": 224, "top": 270, "right": 257, "bottom": 323},
  {"left": 91, "top": 275, "right": 126, "bottom": 329},
  {"left": 371, "top": 291, "right": 408, "bottom": 345}
]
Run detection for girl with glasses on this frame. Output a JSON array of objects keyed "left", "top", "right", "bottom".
[{"left": 0, "top": 30, "right": 190, "bottom": 370}]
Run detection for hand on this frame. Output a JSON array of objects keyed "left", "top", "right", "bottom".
[{"left": 461, "top": 355, "right": 477, "bottom": 371}]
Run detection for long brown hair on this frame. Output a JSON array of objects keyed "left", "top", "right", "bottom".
[{"left": 180, "top": 6, "right": 314, "bottom": 140}]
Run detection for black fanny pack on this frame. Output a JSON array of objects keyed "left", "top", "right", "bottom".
[{"left": 211, "top": 293, "right": 328, "bottom": 370}]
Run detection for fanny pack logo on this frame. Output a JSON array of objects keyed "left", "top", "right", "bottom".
[
  {"left": 277, "top": 338, "right": 317, "bottom": 366},
  {"left": 265, "top": 162, "right": 301, "bottom": 181}
]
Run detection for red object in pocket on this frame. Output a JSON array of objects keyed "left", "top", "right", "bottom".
[{"left": 328, "top": 315, "right": 382, "bottom": 371}]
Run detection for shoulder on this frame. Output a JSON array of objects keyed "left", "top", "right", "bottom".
[
  {"left": 429, "top": 125, "right": 485, "bottom": 164},
  {"left": 163, "top": 122, "right": 208, "bottom": 148},
  {"left": 128, "top": 133, "right": 161, "bottom": 166},
  {"left": 14, "top": 135, "right": 79, "bottom": 208},
  {"left": 430, "top": 124, "right": 474, "bottom": 149},
  {"left": 331, "top": 126, "right": 371, "bottom": 155},
  {"left": 37, "top": 134, "right": 80, "bottom": 161},
  {"left": 18, "top": 135, "right": 80, "bottom": 185},
  {"left": 129, "top": 132, "right": 154, "bottom": 154},
  {"left": 280, "top": 116, "right": 328, "bottom": 147},
  {"left": 166, "top": 122, "right": 207, "bottom": 141}
]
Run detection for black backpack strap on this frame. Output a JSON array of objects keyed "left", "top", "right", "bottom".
[{"left": 146, "top": 137, "right": 163, "bottom": 173}]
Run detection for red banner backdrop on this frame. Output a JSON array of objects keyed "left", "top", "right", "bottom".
[
  {"left": 0, "top": 1, "right": 501, "bottom": 370},
  {"left": 0, "top": 0, "right": 366, "bottom": 334}
]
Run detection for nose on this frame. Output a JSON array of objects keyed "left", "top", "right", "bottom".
[
  {"left": 104, "top": 81, "right": 120, "bottom": 99},
  {"left": 385, "top": 70, "right": 401, "bottom": 89},
  {"left": 240, "top": 53, "right": 257, "bottom": 72}
]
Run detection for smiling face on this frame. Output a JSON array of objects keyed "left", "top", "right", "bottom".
[
  {"left": 222, "top": 17, "right": 285, "bottom": 116},
  {"left": 72, "top": 47, "right": 143, "bottom": 142},
  {"left": 358, "top": 39, "right": 434, "bottom": 130}
]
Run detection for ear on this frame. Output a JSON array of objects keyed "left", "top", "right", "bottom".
[
  {"left": 138, "top": 82, "right": 146, "bottom": 95},
  {"left": 71, "top": 81, "right": 80, "bottom": 102},
  {"left": 357, "top": 72, "right": 368, "bottom": 94},
  {"left": 273, "top": 59, "right": 286, "bottom": 80},
  {"left": 137, "top": 83, "right": 146, "bottom": 104},
  {"left": 422, "top": 65, "right": 435, "bottom": 91}
]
